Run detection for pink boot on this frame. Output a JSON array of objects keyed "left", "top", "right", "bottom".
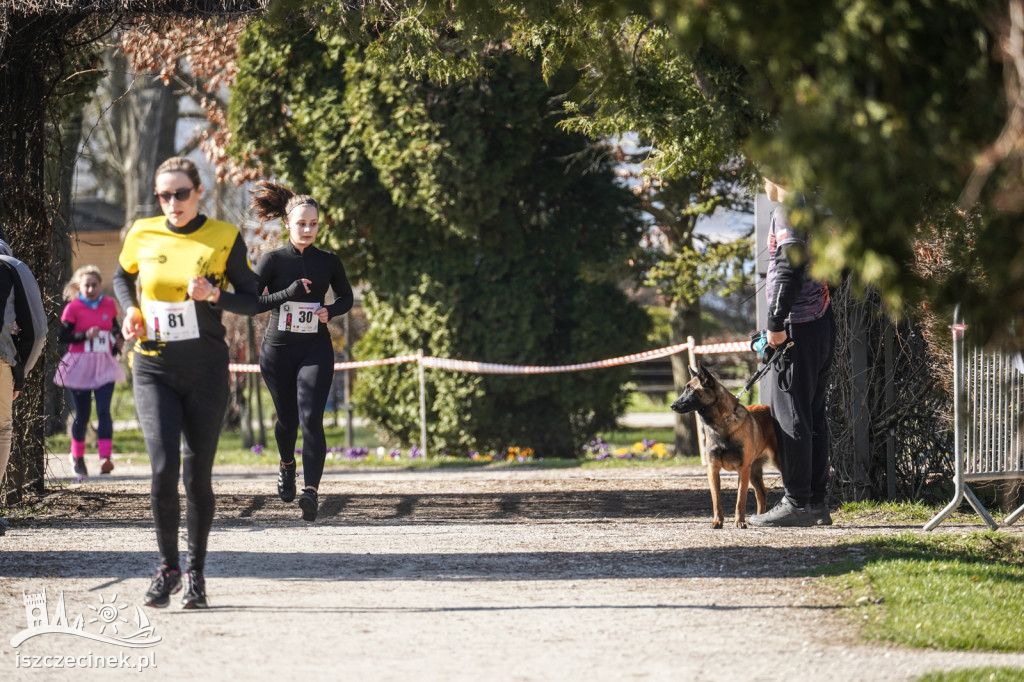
[
  {"left": 70, "top": 439, "right": 87, "bottom": 477},
  {"left": 98, "top": 438, "right": 114, "bottom": 475}
]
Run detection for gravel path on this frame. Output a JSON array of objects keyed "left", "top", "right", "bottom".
[{"left": 1, "top": 458, "right": 1022, "bottom": 681}]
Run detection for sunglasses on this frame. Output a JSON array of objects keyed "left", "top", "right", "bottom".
[{"left": 154, "top": 187, "right": 195, "bottom": 203}]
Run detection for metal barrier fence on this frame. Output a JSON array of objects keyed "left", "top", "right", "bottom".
[{"left": 925, "top": 307, "right": 1024, "bottom": 530}]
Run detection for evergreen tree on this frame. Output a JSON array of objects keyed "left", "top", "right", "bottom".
[
  {"left": 333, "top": 0, "right": 1019, "bottom": 336},
  {"left": 230, "top": 19, "right": 648, "bottom": 456}
]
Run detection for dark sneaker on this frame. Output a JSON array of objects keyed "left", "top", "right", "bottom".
[
  {"left": 748, "top": 497, "right": 816, "bottom": 528},
  {"left": 181, "top": 570, "right": 208, "bottom": 610},
  {"left": 0, "top": 517, "right": 8, "bottom": 536},
  {"left": 100, "top": 458, "right": 114, "bottom": 475},
  {"left": 278, "top": 461, "right": 297, "bottom": 502},
  {"left": 143, "top": 566, "right": 182, "bottom": 607},
  {"left": 298, "top": 488, "right": 319, "bottom": 522},
  {"left": 809, "top": 502, "right": 833, "bottom": 526},
  {"left": 70, "top": 455, "right": 87, "bottom": 478}
]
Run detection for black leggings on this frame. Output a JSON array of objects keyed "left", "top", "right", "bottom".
[
  {"left": 133, "top": 355, "right": 229, "bottom": 573},
  {"left": 70, "top": 382, "right": 115, "bottom": 441},
  {"left": 260, "top": 336, "right": 334, "bottom": 490}
]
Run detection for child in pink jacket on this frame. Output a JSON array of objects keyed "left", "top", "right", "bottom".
[{"left": 55, "top": 265, "right": 125, "bottom": 477}]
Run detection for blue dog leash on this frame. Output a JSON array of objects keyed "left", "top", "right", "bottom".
[{"left": 737, "top": 332, "right": 795, "bottom": 400}]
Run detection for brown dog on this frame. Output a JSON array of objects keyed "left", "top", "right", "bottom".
[{"left": 670, "top": 363, "right": 780, "bottom": 528}]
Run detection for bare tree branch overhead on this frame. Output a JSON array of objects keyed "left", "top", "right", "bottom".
[{"left": 4, "top": 1, "right": 268, "bottom": 14}]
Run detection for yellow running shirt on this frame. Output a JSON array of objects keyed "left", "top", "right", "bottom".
[{"left": 118, "top": 216, "right": 256, "bottom": 361}]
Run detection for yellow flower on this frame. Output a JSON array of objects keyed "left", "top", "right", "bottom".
[
  {"left": 652, "top": 443, "right": 668, "bottom": 457},
  {"left": 632, "top": 442, "right": 644, "bottom": 452},
  {"left": 616, "top": 447, "right": 628, "bottom": 456}
]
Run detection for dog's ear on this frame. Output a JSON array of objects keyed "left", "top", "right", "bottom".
[
  {"left": 698, "top": 362, "right": 713, "bottom": 385},
  {"left": 688, "top": 365, "right": 699, "bottom": 378}
]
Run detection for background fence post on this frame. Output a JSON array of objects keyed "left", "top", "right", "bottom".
[
  {"left": 343, "top": 314, "right": 354, "bottom": 449},
  {"left": 687, "top": 337, "right": 706, "bottom": 465},
  {"left": 850, "top": 306, "right": 872, "bottom": 499},
  {"left": 884, "top": 320, "right": 896, "bottom": 500},
  {"left": 250, "top": 318, "right": 266, "bottom": 447},
  {"left": 418, "top": 349, "right": 428, "bottom": 458}
]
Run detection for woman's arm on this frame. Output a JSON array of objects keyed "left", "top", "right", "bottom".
[
  {"left": 112, "top": 264, "right": 139, "bottom": 311},
  {"left": 253, "top": 250, "right": 312, "bottom": 313},
  {"left": 210, "top": 235, "right": 260, "bottom": 315},
  {"left": 112, "top": 264, "right": 145, "bottom": 341},
  {"left": 324, "top": 256, "right": 354, "bottom": 320},
  {"left": 258, "top": 279, "right": 309, "bottom": 313}
]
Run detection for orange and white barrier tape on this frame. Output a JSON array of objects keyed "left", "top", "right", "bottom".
[
  {"left": 419, "top": 342, "right": 695, "bottom": 375},
  {"left": 227, "top": 339, "right": 753, "bottom": 376},
  {"left": 692, "top": 341, "right": 751, "bottom": 354},
  {"left": 228, "top": 354, "right": 419, "bottom": 374}
]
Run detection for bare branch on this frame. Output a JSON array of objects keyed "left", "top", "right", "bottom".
[
  {"left": 6, "top": 1, "right": 268, "bottom": 15},
  {"left": 960, "top": 0, "right": 1024, "bottom": 209}
]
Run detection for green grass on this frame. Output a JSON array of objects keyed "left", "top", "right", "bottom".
[
  {"left": 58, "top": 378, "right": 682, "bottom": 463},
  {"left": 580, "top": 455, "right": 699, "bottom": 468},
  {"left": 46, "top": 424, "right": 690, "bottom": 468},
  {"left": 835, "top": 499, "right": 993, "bottom": 527},
  {"left": 626, "top": 391, "right": 676, "bottom": 413},
  {"left": 839, "top": 500, "right": 972, "bottom": 525},
  {"left": 48, "top": 424, "right": 384, "bottom": 466},
  {"left": 106, "top": 380, "right": 139, "bottom": 422},
  {"left": 595, "top": 427, "right": 676, "bottom": 448},
  {"left": 916, "top": 668, "right": 1024, "bottom": 682},
  {"left": 826, "top": 531, "right": 1024, "bottom": 652}
]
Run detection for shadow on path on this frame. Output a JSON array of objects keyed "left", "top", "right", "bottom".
[
  {"left": 27, "top": 487, "right": 796, "bottom": 526},
  {"left": 0, "top": 544, "right": 851, "bottom": 582}
]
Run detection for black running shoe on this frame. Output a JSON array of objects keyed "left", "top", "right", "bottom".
[
  {"left": 278, "top": 461, "right": 297, "bottom": 502},
  {"left": 70, "top": 455, "right": 87, "bottom": 478},
  {"left": 298, "top": 488, "right": 319, "bottom": 522},
  {"left": 181, "top": 570, "right": 208, "bottom": 610},
  {"left": 143, "top": 566, "right": 182, "bottom": 608}
]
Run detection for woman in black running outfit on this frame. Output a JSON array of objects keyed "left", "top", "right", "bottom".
[
  {"left": 250, "top": 181, "right": 353, "bottom": 522},
  {"left": 114, "top": 157, "right": 259, "bottom": 610}
]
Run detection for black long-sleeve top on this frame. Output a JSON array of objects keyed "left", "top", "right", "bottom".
[{"left": 255, "top": 242, "right": 353, "bottom": 347}]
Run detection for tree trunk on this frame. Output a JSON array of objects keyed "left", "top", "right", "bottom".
[
  {"left": 0, "top": 15, "right": 68, "bottom": 500},
  {"left": 123, "top": 70, "right": 180, "bottom": 227},
  {"left": 42, "top": 103, "right": 82, "bottom": 436},
  {"left": 669, "top": 297, "right": 702, "bottom": 457}
]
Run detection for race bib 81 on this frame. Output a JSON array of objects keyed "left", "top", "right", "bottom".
[{"left": 143, "top": 299, "right": 200, "bottom": 342}]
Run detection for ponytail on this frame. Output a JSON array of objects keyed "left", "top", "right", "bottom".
[{"left": 250, "top": 180, "right": 318, "bottom": 223}]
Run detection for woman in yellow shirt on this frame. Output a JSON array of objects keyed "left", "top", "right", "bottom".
[{"left": 114, "top": 157, "right": 259, "bottom": 609}]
